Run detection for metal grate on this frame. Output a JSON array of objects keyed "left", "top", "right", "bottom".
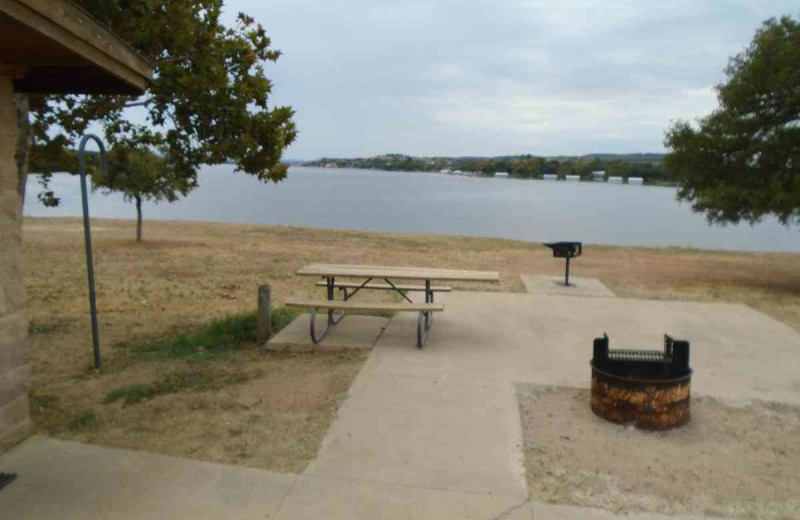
[
  {"left": 592, "top": 333, "right": 691, "bottom": 379},
  {"left": 0, "top": 472, "right": 17, "bottom": 492},
  {"left": 608, "top": 349, "right": 667, "bottom": 362}
]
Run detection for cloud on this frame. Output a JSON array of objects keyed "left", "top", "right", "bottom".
[{"left": 225, "top": 0, "right": 798, "bottom": 159}]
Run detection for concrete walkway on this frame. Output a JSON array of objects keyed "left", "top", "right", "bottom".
[
  {"left": 2, "top": 289, "right": 799, "bottom": 518},
  {"left": 0, "top": 436, "right": 296, "bottom": 520}
]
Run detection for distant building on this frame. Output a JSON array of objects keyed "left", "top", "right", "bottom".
[
  {"left": 543, "top": 174, "right": 558, "bottom": 180},
  {"left": 440, "top": 169, "right": 452, "bottom": 174},
  {"left": 628, "top": 177, "right": 644, "bottom": 184},
  {"left": 592, "top": 170, "right": 606, "bottom": 179},
  {"left": 608, "top": 176, "right": 623, "bottom": 183},
  {"left": 565, "top": 175, "right": 581, "bottom": 182},
  {"left": 495, "top": 171, "right": 509, "bottom": 178}
]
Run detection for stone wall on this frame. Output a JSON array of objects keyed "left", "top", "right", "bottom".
[{"left": 0, "top": 76, "right": 32, "bottom": 453}]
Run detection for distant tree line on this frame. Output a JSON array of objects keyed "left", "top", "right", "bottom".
[{"left": 305, "top": 153, "right": 672, "bottom": 184}]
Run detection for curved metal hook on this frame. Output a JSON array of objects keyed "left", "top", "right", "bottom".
[
  {"left": 78, "top": 134, "right": 109, "bottom": 183},
  {"left": 77, "top": 134, "right": 107, "bottom": 369}
]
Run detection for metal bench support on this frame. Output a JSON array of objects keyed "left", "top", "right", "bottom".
[{"left": 314, "top": 275, "right": 437, "bottom": 347}]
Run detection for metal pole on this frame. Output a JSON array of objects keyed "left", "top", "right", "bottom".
[
  {"left": 77, "top": 134, "right": 107, "bottom": 369},
  {"left": 565, "top": 256, "right": 570, "bottom": 287},
  {"left": 327, "top": 276, "right": 334, "bottom": 326}
]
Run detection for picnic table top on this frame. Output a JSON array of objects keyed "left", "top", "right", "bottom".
[{"left": 296, "top": 263, "right": 500, "bottom": 283}]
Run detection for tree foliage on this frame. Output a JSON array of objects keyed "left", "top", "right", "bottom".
[
  {"left": 30, "top": 0, "right": 296, "bottom": 206},
  {"left": 664, "top": 16, "right": 800, "bottom": 225},
  {"left": 94, "top": 147, "right": 194, "bottom": 241}
]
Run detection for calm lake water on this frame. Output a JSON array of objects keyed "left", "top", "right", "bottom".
[{"left": 23, "top": 165, "right": 800, "bottom": 252}]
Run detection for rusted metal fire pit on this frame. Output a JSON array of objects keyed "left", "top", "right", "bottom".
[{"left": 591, "top": 334, "right": 692, "bottom": 430}]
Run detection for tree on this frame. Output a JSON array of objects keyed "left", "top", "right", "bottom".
[
  {"left": 607, "top": 161, "right": 633, "bottom": 180},
  {"left": 664, "top": 16, "right": 800, "bottom": 225},
  {"left": 94, "top": 147, "right": 193, "bottom": 241},
  {"left": 27, "top": 1, "right": 296, "bottom": 208}
]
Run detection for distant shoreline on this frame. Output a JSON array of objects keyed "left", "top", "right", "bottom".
[
  {"left": 23, "top": 216, "right": 796, "bottom": 256},
  {"left": 290, "top": 164, "right": 680, "bottom": 187}
]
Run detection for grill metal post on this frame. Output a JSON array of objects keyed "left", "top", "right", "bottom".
[{"left": 565, "top": 256, "right": 570, "bottom": 286}]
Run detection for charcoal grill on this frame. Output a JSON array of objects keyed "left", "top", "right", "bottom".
[
  {"left": 543, "top": 242, "right": 582, "bottom": 286},
  {"left": 591, "top": 333, "right": 692, "bottom": 430}
]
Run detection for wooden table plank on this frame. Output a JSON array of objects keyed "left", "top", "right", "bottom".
[{"left": 297, "top": 263, "right": 500, "bottom": 282}]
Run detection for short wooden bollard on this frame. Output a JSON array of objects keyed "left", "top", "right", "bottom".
[{"left": 257, "top": 284, "right": 272, "bottom": 343}]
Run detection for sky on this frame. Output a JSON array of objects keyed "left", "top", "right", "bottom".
[{"left": 219, "top": 1, "right": 797, "bottom": 160}]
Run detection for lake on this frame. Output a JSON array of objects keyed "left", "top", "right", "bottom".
[{"left": 23, "top": 165, "right": 800, "bottom": 253}]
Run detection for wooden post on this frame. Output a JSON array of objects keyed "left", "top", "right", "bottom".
[{"left": 257, "top": 284, "right": 272, "bottom": 343}]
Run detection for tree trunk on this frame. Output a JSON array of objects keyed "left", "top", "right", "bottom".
[
  {"left": 13, "top": 94, "right": 30, "bottom": 213},
  {"left": 135, "top": 195, "right": 143, "bottom": 242}
]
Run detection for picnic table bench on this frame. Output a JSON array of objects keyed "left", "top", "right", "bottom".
[{"left": 286, "top": 263, "right": 500, "bottom": 347}]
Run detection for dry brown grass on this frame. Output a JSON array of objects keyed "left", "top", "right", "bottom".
[{"left": 21, "top": 217, "right": 800, "bottom": 471}]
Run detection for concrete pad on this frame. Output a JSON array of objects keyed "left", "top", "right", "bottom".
[
  {"left": 531, "top": 502, "right": 731, "bottom": 520},
  {"left": 276, "top": 475, "right": 533, "bottom": 520},
  {"left": 306, "top": 358, "right": 528, "bottom": 497},
  {"left": 376, "top": 292, "right": 800, "bottom": 405},
  {"left": 520, "top": 275, "right": 615, "bottom": 297},
  {"left": 0, "top": 436, "right": 296, "bottom": 520},
  {"left": 265, "top": 313, "right": 389, "bottom": 351}
]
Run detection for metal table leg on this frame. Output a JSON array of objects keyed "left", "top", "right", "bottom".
[
  {"left": 311, "top": 276, "right": 341, "bottom": 344},
  {"left": 417, "top": 279, "right": 434, "bottom": 348}
]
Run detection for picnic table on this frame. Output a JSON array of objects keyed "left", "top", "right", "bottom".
[{"left": 285, "top": 263, "right": 500, "bottom": 348}]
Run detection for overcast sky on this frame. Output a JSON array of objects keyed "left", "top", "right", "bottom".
[{"left": 220, "top": 1, "right": 796, "bottom": 160}]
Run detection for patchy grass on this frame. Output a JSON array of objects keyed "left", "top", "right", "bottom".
[
  {"left": 103, "top": 368, "right": 258, "bottom": 406},
  {"left": 134, "top": 308, "right": 300, "bottom": 361},
  {"left": 28, "top": 321, "right": 58, "bottom": 334},
  {"left": 66, "top": 412, "right": 98, "bottom": 432}
]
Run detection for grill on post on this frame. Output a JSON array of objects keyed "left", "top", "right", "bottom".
[
  {"left": 543, "top": 242, "right": 582, "bottom": 286},
  {"left": 590, "top": 334, "right": 692, "bottom": 430}
]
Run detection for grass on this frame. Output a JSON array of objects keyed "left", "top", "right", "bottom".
[
  {"left": 132, "top": 307, "right": 390, "bottom": 362},
  {"left": 66, "top": 412, "right": 98, "bottom": 432},
  {"left": 134, "top": 307, "right": 300, "bottom": 361},
  {"left": 104, "top": 368, "right": 259, "bottom": 406},
  {"left": 28, "top": 322, "right": 58, "bottom": 334}
]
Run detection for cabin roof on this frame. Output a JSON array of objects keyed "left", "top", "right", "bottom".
[{"left": 0, "top": 0, "right": 153, "bottom": 94}]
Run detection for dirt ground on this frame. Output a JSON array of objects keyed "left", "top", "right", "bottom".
[
  {"left": 21, "top": 217, "right": 800, "bottom": 472},
  {"left": 516, "top": 385, "right": 800, "bottom": 519}
]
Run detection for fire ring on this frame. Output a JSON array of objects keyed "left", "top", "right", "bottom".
[{"left": 590, "top": 334, "right": 693, "bottom": 430}]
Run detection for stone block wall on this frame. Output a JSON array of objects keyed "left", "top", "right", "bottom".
[{"left": 0, "top": 77, "right": 32, "bottom": 453}]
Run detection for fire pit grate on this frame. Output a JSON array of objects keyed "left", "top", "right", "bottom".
[{"left": 591, "top": 334, "right": 692, "bottom": 430}]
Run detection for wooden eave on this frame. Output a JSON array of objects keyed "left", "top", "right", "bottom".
[{"left": 0, "top": 0, "right": 153, "bottom": 95}]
